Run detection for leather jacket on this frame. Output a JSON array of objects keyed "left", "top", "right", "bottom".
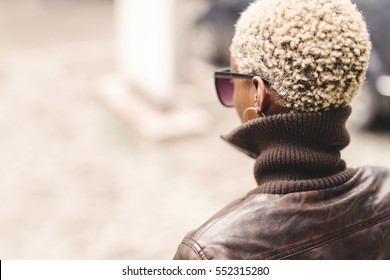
[{"left": 174, "top": 107, "right": 390, "bottom": 259}]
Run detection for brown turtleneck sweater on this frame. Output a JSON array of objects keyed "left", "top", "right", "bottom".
[
  {"left": 222, "top": 106, "right": 357, "bottom": 194},
  {"left": 174, "top": 106, "right": 390, "bottom": 259}
]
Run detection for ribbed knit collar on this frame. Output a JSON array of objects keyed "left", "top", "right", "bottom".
[{"left": 222, "top": 106, "right": 357, "bottom": 194}]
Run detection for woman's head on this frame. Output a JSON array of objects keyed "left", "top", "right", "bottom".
[{"left": 229, "top": 0, "right": 371, "bottom": 117}]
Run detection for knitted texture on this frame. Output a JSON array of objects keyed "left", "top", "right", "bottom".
[
  {"left": 222, "top": 106, "right": 356, "bottom": 194},
  {"left": 230, "top": 0, "right": 371, "bottom": 112}
]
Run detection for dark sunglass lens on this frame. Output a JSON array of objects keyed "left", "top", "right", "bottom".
[{"left": 216, "top": 78, "right": 234, "bottom": 106}]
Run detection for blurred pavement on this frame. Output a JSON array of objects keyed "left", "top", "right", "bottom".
[{"left": 0, "top": 0, "right": 389, "bottom": 259}]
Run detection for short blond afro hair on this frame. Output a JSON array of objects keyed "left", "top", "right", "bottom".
[{"left": 230, "top": 0, "right": 371, "bottom": 112}]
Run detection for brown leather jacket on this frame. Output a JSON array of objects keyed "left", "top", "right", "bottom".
[{"left": 174, "top": 108, "right": 390, "bottom": 259}]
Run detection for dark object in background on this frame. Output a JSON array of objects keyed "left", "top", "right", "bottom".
[
  {"left": 196, "top": 0, "right": 390, "bottom": 129},
  {"left": 195, "top": 0, "right": 252, "bottom": 66},
  {"left": 350, "top": 0, "right": 390, "bottom": 129}
]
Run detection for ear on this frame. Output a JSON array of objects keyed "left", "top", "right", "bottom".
[{"left": 252, "top": 76, "right": 270, "bottom": 114}]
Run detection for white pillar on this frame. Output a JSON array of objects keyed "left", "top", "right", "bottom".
[{"left": 116, "top": 0, "right": 177, "bottom": 106}]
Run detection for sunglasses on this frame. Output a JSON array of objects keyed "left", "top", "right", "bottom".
[{"left": 214, "top": 67, "right": 273, "bottom": 107}]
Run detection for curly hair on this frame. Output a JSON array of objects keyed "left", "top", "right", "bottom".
[{"left": 230, "top": 0, "right": 371, "bottom": 112}]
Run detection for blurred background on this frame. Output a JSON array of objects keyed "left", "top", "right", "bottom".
[{"left": 0, "top": 0, "right": 389, "bottom": 259}]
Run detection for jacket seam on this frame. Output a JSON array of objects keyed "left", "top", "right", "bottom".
[
  {"left": 263, "top": 210, "right": 390, "bottom": 260},
  {"left": 181, "top": 237, "right": 209, "bottom": 260},
  {"left": 195, "top": 196, "right": 256, "bottom": 241}
]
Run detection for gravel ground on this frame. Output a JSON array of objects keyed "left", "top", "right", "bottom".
[{"left": 0, "top": 0, "right": 389, "bottom": 259}]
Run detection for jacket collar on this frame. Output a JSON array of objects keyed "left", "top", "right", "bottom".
[{"left": 222, "top": 106, "right": 357, "bottom": 194}]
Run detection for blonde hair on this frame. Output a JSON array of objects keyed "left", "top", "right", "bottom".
[{"left": 230, "top": 0, "right": 371, "bottom": 112}]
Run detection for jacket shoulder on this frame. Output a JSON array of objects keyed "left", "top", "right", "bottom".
[
  {"left": 173, "top": 196, "right": 252, "bottom": 259},
  {"left": 173, "top": 166, "right": 390, "bottom": 260},
  {"left": 358, "top": 166, "right": 390, "bottom": 192},
  {"left": 359, "top": 165, "right": 390, "bottom": 177},
  {"left": 174, "top": 195, "right": 265, "bottom": 259},
  {"left": 173, "top": 236, "right": 209, "bottom": 260}
]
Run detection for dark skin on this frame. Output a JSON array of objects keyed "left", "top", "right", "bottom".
[{"left": 231, "top": 57, "right": 289, "bottom": 122}]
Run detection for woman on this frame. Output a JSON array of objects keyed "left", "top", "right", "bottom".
[{"left": 174, "top": 0, "right": 390, "bottom": 259}]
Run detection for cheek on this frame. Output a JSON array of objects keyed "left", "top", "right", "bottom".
[
  {"left": 232, "top": 81, "right": 240, "bottom": 108},
  {"left": 233, "top": 81, "right": 244, "bottom": 116},
  {"left": 233, "top": 81, "right": 253, "bottom": 117}
]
